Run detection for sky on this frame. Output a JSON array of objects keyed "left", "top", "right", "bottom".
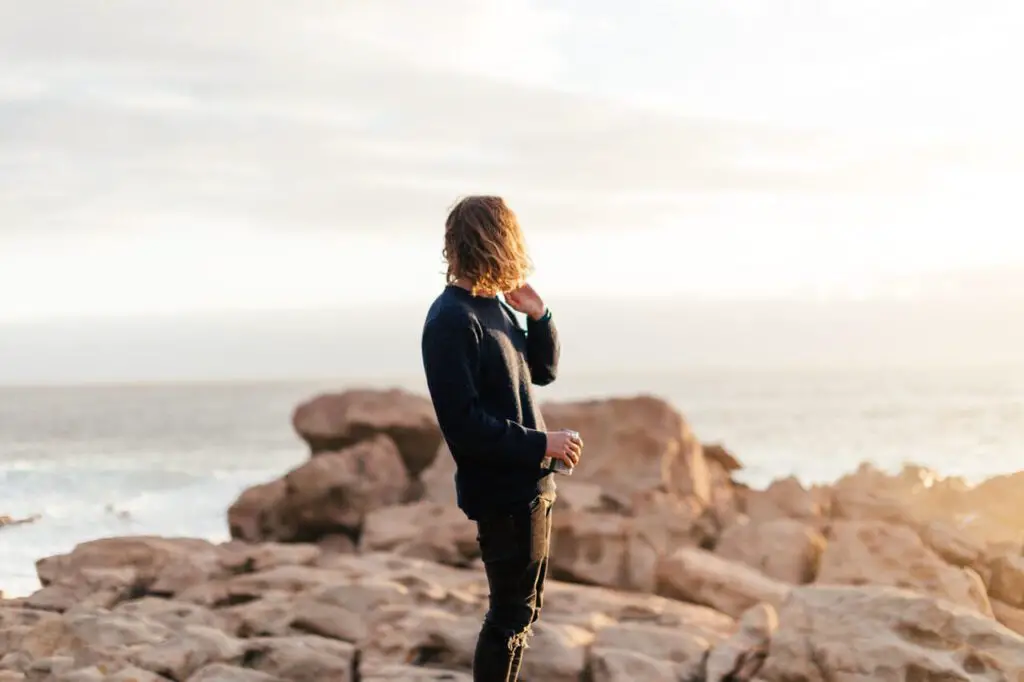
[{"left": 2, "top": 0, "right": 1024, "bottom": 324}]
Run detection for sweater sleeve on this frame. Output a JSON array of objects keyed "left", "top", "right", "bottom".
[
  {"left": 421, "top": 308, "right": 548, "bottom": 466},
  {"left": 526, "top": 309, "right": 559, "bottom": 386}
]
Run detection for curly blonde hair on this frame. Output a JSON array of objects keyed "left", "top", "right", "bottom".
[{"left": 443, "top": 196, "right": 533, "bottom": 296}]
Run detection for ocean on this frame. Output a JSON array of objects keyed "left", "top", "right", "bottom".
[{"left": 1, "top": 366, "right": 1022, "bottom": 597}]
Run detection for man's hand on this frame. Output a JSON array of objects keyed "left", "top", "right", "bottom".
[
  {"left": 545, "top": 430, "right": 582, "bottom": 467},
  {"left": 505, "top": 283, "right": 547, "bottom": 320}
]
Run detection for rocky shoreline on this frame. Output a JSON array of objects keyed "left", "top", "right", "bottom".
[{"left": 1, "top": 388, "right": 1023, "bottom": 681}]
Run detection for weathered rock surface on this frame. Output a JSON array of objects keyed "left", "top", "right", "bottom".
[
  {"left": 715, "top": 517, "right": 826, "bottom": 584},
  {"left": 360, "top": 501, "right": 478, "bottom": 567},
  {"left": 229, "top": 436, "right": 409, "bottom": 544},
  {"left": 292, "top": 388, "right": 442, "bottom": 475},
  {"left": 655, "top": 547, "right": 791, "bottom": 619},
  {"left": 817, "top": 520, "right": 993, "bottom": 614},
  {"left": 2, "top": 542, "right": 773, "bottom": 682},
  {"left": 760, "top": 585, "right": 1024, "bottom": 681},
  {"left": 541, "top": 395, "right": 711, "bottom": 509},
  {"left": 742, "top": 475, "right": 828, "bottom": 523}
]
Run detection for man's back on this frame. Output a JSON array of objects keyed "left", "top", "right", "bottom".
[{"left": 421, "top": 284, "right": 556, "bottom": 519}]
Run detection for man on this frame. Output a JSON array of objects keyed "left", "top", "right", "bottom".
[{"left": 421, "top": 195, "right": 582, "bottom": 681}]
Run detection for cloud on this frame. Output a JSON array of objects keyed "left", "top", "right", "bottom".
[{"left": 7, "top": 0, "right": 1018, "bottom": 239}]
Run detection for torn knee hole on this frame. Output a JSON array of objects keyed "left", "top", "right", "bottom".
[
  {"left": 508, "top": 626, "right": 533, "bottom": 651},
  {"left": 487, "top": 623, "right": 533, "bottom": 652}
]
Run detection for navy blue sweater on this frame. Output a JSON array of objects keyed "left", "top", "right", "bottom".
[{"left": 421, "top": 285, "right": 559, "bottom": 519}]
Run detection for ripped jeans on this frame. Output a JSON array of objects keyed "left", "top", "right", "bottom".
[{"left": 472, "top": 495, "right": 553, "bottom": 682}]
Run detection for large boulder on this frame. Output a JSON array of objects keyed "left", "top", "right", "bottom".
[
  {"left": 228, "top": 436, "right": 409, "bottom": 544},
  {"left": 25, "top": 538, "right": 326, "bottom": 614},
  {"left": 816, "top": 520, "right": 992, "bottom": 615},
  {"left": 227, "top": 481, "right": 288, "bottom": 542},
  {"left": 550, "top": 500, "right": 708, "bottom": 593},
  {"left": 359, "top": 501, "right": 479, "bottom": 567},
  {"left": 715, "top": 517, "right": 826, "bottom": 584},
  {"left": 828, "top": 463, "right": 973, "bottom": 530},
  {"left": 743, "top": 476, "right": 827, "bottom": 524},
  {"left": 541, "top": 396, "right": 711, "bottom": 510},
  {"left": 760, "top": 585, "right": 1024, "bottom": 681},
  {"left": 292, "top": 389, "right": 442, "bottom": 476},
  {"left": 655, "top": 548, "right": 790, "bottom": 619},
  {"left": 30, "top": 537, "right": 224, "bottom": 611}
]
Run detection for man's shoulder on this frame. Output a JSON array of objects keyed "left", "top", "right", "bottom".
[{"left": 424, "top": 290, "right": 477, "bottom": 330}]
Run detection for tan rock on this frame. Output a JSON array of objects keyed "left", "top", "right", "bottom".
[
  {"left": 49, "top": 665, "right": 171, "bottom": 681},
  {"left": 588, "top": 648, "right": 678, "bottom": 682},
  {"left": 827, "top": 463, "right": 971, "bottom": 530},
  {"left": 23, "top": 655, "right": 75, "bottom": 677},
  {"left": 743, "top": 476, "right": 825, "bottom": 522},
  {"left": 549, "top": 513, "right": 653, "bottom": 592},
  {"left": 516, "top": 621, "right": 593, "bottom": 682},
  {"left": 0, "top": 606, "right": 60, "bottom": 630},
  {"left": 817, "top": 520, "right": 992, "bottom": 614},
  {"left": 186, "top": 663, "right": 283, "bottom": 681},
  {"left": 760, "top": 585, "right": 1024, "bottom": 681},
  {"left": 419, "top": 443, "right": 457, "bottom": 507},
  {"left": 360, "top": 501, "right": 479, "bottom": 567},
  {"left": 542, "top": 579, "right": 735, "bottom": 641},
  {"left": 992, "top": 599, "right": 1024, "bottom": 637},
  {"left": 553, "top": 480, "right": 625, "bottom": 514},
  {"left": 35, "top": 537, "right": 222, "bottom": 606},
  {"left": 715, "top": 517, "right": 826, "bottom": 584},
  {"left": 218, "top": 542, "right": 323, "bottom": 574},
  {"left": 106, "top": 667, "right": 173, "bottom": 681},
  {"left": 292, "top": 388, "right": 442, "bottom": 475},
  {"left": 221, "top": 565, "right": 351, "bottom": 597},
  {"left": 828, "top": 463, "right": 924, "bottom": 525},
  {"left": 359, "top": 663, "right": 472, "bottom": 681},
  {"left": 549, "top": 506, "right": 705, "bottom": 594},
  {"left": 962, "top": 471, "right": 1024, "bottom": 545},
  {"left": 219, "top": 592, "right": 298, "bottom": 638},
  {"left": 243, "top": 635, "right": 356, "bottom": 681},
  {"left": 987, "top": 551, "right": 1024, "bottom": 609},
  {"left": 702, "top": 443, "right": 744, "bottom": 529},
  {"left": 655, "top": 547, "right": 790, "bottom": 619},
  {"left": 591, "top": 621, "right": 709, "bottom": 670},
  {"left": 290, "top": 579, "right": 418, "bottom": 642},
  {"left": 703, "top": 603, "right": 776, "bottom": 682},
  {"left": 24, "top": 568, "right": 139, "bottom": 613},
  {"left": 541, "top": 396, "right": 709, "bottom": 509},
  {"left": 360, "top": 605, "right": 477, "bottom": 670},
  {"left": 227, "top": 480, "right": 288, "bottom": 542},
  {"left": 919, "top": 519, "right": 987, "bottom": 573},
  {"left": 284, "top": 435, "right": 411, "bottom": 540},
  {"left": 112, "top": 598, "right": 229, "bottom": 632},
  {"left": 316, "top": 533, "right": 358, "bottom": 554},
  {"left": 228, "top": 436, "right": 410, "bottom": 544},
  {"left": 702, "top": 443, "right": 742, "bottom": 473},
  {"left": 15, "top": 609, "right": 172, "bottom": 669},
  {"left": 129, "top": 624, "right": 245, "bottom": 681}
]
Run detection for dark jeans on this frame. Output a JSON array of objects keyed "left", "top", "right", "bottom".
[{"left": 472, "top": 495, "right": 553, "bottom": 682}]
